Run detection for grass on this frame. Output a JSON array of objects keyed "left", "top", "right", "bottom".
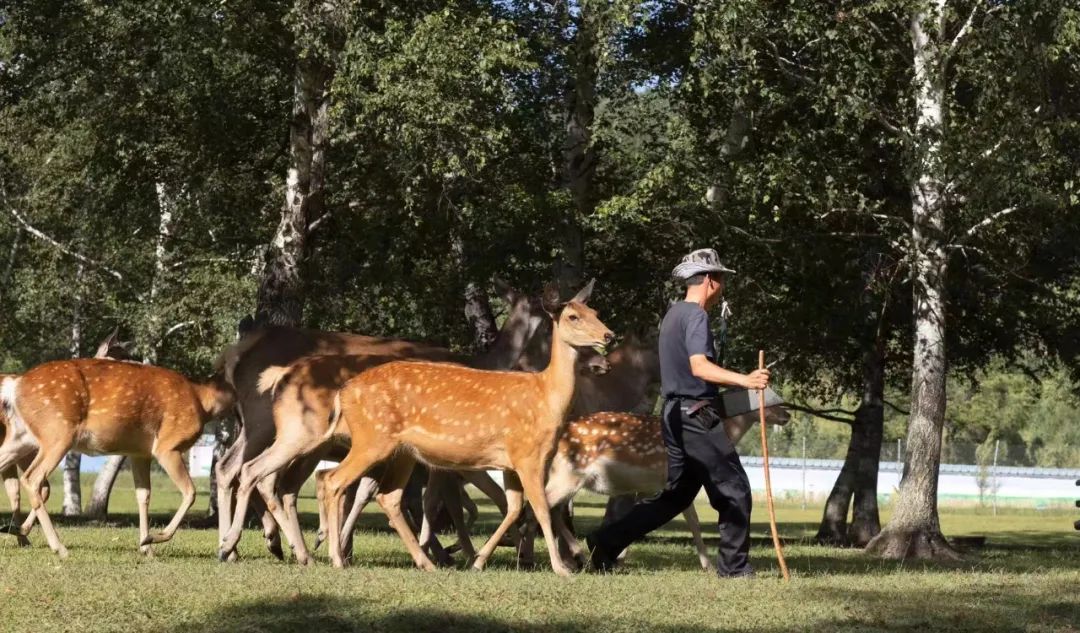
[{"left": 1, "top": 473, "right": 1078, "bottom": 633}]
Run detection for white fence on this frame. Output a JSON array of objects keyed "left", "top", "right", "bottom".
[{"left": 80, "top": 443, "right": 1080, "bottom": 508}]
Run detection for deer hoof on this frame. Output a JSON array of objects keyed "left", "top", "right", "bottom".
[
  {"left": 267, "top": 539, "right": 285, "bottom": 561},
  {"left": 56, "top": 546, "right": 70, "bottom": 560},
  {"left": 217, "top": 547, "right": 235, "bottom": 562},
  {"left": 16, "top": 534, "right": 30, "bottom": 547},
  {"left": 312, "top": 532, "right": 325, "bottom": 551}
]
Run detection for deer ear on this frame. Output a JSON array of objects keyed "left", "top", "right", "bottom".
[
  {"left": 541, "top": 282, "right": 562, "bottom": 315},
  {"left": 237, "top": 315, "right": 256, "bottom": 338},
  {"left": 569, "top": 278, "right": 596, "bottom": 305},
  {"left": 492, "top": 276, "right": 515, "bottom": 303},
  {"left": 94, "top": 326, "right": 120, "bottom": 358}
]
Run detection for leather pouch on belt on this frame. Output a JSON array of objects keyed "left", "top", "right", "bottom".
[{"left": 689, "top": 403, "right": 723, "bottom": 431}]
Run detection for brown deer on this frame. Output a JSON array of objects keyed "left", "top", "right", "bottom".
[
  {"left": 317, "top": 281, "right": 613, "bottom": 576},
  {"left": 0, "top": 329, "right": 134, "bottom": 545},
  {"left": 526, "top": 405, "right": 791, "bottom": 570},
  {"left": 0, "top": 358, "right": 234, "bottom": 558},
  {"left": 214, "top": 280, "right": 546, "bottom": 561}
]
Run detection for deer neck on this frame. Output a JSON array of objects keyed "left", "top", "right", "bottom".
[
  {"left": 194, "top": 379, "right": 233, "bottom": 421},
  {"left": 475, "top": 308, "right": 539, "bottom": 370},
  {"left": 538, "top": 320, "right": 579, "bottom": 423}
]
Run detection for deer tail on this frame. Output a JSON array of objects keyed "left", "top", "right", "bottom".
[
  {"left": 1, "top": 376, "right": 22, "bottom": 428},
  {"left": 256, "top": 365, "right": 291, "bottom": 397},
  {"left": 323, "top": 390, "right": 343, "bottom": 441}
]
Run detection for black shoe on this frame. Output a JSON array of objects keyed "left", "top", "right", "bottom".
[
  {"left": 586, "top": 535, "right": 618, "bottom": 573},
  {"left": 719, "top": 568, "right": 756, "bottom": 580}
]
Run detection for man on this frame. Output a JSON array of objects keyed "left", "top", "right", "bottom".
[{"left": 587, "top": 248, "right": 769, "bottom": 578}]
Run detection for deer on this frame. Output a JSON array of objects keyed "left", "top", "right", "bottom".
[
  {"left": 0, "top": 329, "right": 134, "bottom": 545},
  {"left": 521, "top": 405, "right": 791, "bottom": 571},
  {"left": 219, "top": 353, "right": 503, "bottom": 565},
  {"left": 316, "top": 280, "right": 614, "bottom": 576},
  {"left": 0, "top": 355, "right": 234, "bottom": 558},
  {"left": 213, "top": 280, "right": 547, "bottom": 562}
]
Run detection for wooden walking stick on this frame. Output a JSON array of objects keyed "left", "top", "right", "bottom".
[{"left": 759, "top": 350, "right": 790, "bottom": 581}]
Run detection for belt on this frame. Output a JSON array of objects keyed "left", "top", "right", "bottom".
[{"left": 668, "top": 396, "right": 716, "bottom": 416}]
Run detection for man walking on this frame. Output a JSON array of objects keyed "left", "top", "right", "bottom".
[{"left": 587, "top": 248, "right": 769, "bottom": 578}]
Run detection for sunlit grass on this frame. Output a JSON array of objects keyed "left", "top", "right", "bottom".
[{"left": 1, "top": 474, "right": 1077, "bottom": 632}]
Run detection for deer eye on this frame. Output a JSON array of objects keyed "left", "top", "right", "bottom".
[{"left": 568, "top": 314, "right": 579, "bottom": 322}]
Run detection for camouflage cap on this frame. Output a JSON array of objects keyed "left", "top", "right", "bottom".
[{"left": 671, "top": 248, "right": 736, "bottom": 280}]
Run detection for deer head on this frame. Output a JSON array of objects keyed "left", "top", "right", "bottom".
[
  {"left": 197, "top": 372, "right": 237, "bottom": 419},
  {"left": 542, "top": 279, "right": 614, "bottom": 353},
  {"left": 94, "top": 327, "right": 136, "bottom": 360}
]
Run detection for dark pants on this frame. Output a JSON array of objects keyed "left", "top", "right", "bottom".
[{"left": 591, "top": 399, "right": 753, "bottom": 576}]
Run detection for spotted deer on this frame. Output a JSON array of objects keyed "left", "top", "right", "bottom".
[
  {"left": 0, "top": 357, "right": 234, "bottom": 558},
  {"left": 317, "top": 281, "right": 613, "bottom": 575},
  {"left": 523, "top": 405, "right": 791, "bottom": 570},
  {"left": 213, "top": 280, "right": 545, "bottom": 561},
  {"left": 0, "top": 329, "right": 134, "bottom": 545},
  {"left": 219, "top": 353, "right": 511, "bottom": 565}
]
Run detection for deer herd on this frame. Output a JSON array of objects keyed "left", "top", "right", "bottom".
[{"left": 0, "top": 280, "right": 788, "bottom": 575}]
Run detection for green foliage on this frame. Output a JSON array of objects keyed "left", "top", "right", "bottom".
[{"left": 0, "top": 0, "right": 1077, "bottom": 453}]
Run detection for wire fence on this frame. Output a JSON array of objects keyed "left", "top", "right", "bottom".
[{"left": 739, "top": 427, "right": 1080, "bottom": 471}]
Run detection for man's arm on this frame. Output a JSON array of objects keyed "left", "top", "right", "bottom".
[{"left": 690, "top": 354, "right": 770, "bottom": 390}]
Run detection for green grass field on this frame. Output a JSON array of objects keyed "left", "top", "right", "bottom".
[{"left": 1, "top": 473, "right": 1077, "bottom": 633}]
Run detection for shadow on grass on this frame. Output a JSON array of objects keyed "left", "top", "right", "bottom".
[{"left": 162, "top": 589, "right": 1080, "bottom": 633}]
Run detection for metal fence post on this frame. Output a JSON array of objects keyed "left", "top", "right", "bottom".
[
  {"left": 992, "top": 439, "right": 1000, "bottom": 516},
  {"left": 801, "top": 435, "right": 807, "bottom": 510}
]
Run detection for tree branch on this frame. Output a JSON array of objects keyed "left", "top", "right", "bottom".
[
  {"left": 162, "top": 321, "right": 195, "bottom": 339},
  {"left": 957, "top": 206, "right": 1017, "bottom": 243},
  {"left": 5, "top": 206, "right": 124, "bottom": 281},
  {"left": 783, "top": 403, "right": 856, "bottom": 424},
  {"left": 883, "top": 399, "right": 910, "bottom": 416},
  {"left": 947, "top": 2, "right": 982, "bottom": 58}
]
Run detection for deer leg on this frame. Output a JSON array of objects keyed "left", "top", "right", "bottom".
[
  {"left": 2, "top": 463, "right": 31, "bottom": 547},
  {"left": 418, "top": 472, "right": 454, "bottom": 566},
  {"left": 552, "top": 503, "right": 584, "bottom": 568},
  {"left": 459, "top": 478, "right": 479, "bottom": 530},
  {"left": 19, "top": 440, "right": 70, "bottom": 558},
  {"left": 131, "top": 456, "right": 154, "bottom": 557},
  {"left": 220, "top": 436, "right": 310, "bottom": 558},
  {"left": 517, "top": 463, "right": 572, "bottom": 577},
  {"left": 142, "top": 449, "right": 195, "bottom": 545},
  {"left": 437, "top": 473, "right": 476, "bottom": 561},
  {"left": 2, "top": 464, "right": 19, "bottom": 519},
  {"left": 373, "top": 454, "right": 438, "bottom": 572},
  {"left": 214, "top": 436, "right": 244, "bottom": 552},
  {"left": 682, "top": 505, "right": 712, "bottom": 572},
  {"left": 270, "top": 453, "right": 325, "bottom": 565},
  {"left": 471, "top": 471, "right": 523, "bottom": 572},
  {"left": 12, "top": 450, "right": 45, "bottom": 543},
  {"left": 462, "top": 470, "right": 519, "bottom": 546},
  {"left": 262, "top": 507, "right": 283, "bottom": 561},
  {"left": 322, "top": 442, "right": 395, "bottom": 569},
  {"left": 334, "top": 475, "right": 379, "bottom": 552}
]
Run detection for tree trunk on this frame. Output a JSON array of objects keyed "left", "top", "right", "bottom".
[
  {"left": 866, "top": 1, "right": 958, "bottom": 560},
  {"left": 817, "top": 255, "right": 888, "bottom": 546},
  {"left": 849, "top": 345, "right": 885, "bottom": 546},
  {"left": 254, "top": 56, "right": 332, "bottom": 327},
  {"left": 706, "top": 96, "right": 752, "bottom": 212},
  {"left": 62, "top": 261, "right": 85, "bottom": 516},
  {"left": 464, "top": 282, "right": 498, "bottom": 351},
  {"left": 85, "top": 456, "right": 126, "bottom": 518},
  {"left": 86, "top": 182, "right": 176, "bottom": 519},
  {"left": 0, "top": 227, "right": 20, "bottom": 302},
  {"left": 555, "top": 3, "right": 599, "bottom": 295}
]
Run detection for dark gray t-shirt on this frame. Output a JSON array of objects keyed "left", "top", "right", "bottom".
[{"left": 659, "top": 301, "right": 719, "bottom": 400}]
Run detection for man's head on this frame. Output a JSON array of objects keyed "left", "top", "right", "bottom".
[{"left": 672, "top": 248, "right": 734, "bottom": 310}]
